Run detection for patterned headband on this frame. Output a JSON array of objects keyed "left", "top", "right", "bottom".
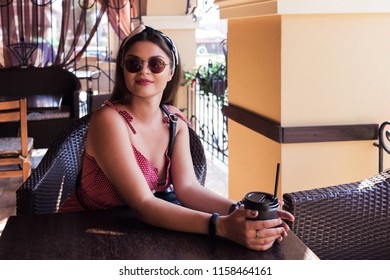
[{"left": 120, "top": 25, "right": 179, "bottom": 71}]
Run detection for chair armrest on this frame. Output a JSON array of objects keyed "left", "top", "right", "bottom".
[
  {"left": 17, "top": 156, "right": 71, "bottom": 215},
  {"left": 283, "top": 170, "right": 390, "bottom": 260}
]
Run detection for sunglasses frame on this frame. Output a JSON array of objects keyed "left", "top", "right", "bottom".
[{"left": 124, "top": 56, "right": 171, "bottom": 74}]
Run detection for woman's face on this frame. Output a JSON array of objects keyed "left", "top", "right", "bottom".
[{"left": 123, "top": 41, "right": 173, "bottom": 101}]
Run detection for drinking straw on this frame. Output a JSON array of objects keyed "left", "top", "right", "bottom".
[{"left": 273, "top": 163, "right": 280, "bottom": 199}]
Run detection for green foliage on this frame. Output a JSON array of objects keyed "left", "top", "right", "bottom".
[{"left": 184, "top": 60, "right": 227, "bottom": 103}]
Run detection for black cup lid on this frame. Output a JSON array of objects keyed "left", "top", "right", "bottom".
[
  {"left": 245, "top": 192, "right": 273, "bottom": 203},
  {"left": 244, "top": 192, "right": 279, "bottom": 209}
]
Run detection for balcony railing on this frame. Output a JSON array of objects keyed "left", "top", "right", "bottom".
[{"left": 186, "top": 60, "right": 228, "bottom": 164}]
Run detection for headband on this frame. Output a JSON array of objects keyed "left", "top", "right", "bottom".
[{"left": 120, "top": 25, "right": 179, "bottom": 71}]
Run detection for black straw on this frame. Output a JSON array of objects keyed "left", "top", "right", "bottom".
[{"left": 273, "top": 163, "right": 280, "bottom": 199}]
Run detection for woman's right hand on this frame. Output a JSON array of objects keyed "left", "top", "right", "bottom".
[{"left": 216, "top": 208, "right": 290, "bottom": 251}]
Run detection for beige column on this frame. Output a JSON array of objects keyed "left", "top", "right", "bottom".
[{"left": 216, "top": 0, "right": 390, "bottom": 200}]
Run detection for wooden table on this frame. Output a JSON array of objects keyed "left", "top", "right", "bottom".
[{"left": 0, "top": 207, "right": 319, "bottom": 260}]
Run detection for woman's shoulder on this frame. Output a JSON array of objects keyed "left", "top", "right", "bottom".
[
  {"left": 91, "top": 104, "right": 118, "bottom": 120},
  {"left": 89, "top": 104, "right": 127, "bottom": 130}
]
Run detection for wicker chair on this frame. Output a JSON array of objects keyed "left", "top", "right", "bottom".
[
  {"left": 16, "top": 115, "right": 207, "bottom": 215},
  {"left": 0, "top": 66, "right": 81, "bottom": 148},
  {"left": 283, "top": 169, "right": 390, "bottom": 260}
]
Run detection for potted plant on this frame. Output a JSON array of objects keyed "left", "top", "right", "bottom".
[{"left": 184, "top": 60, "right": 227, "bottom": 104}]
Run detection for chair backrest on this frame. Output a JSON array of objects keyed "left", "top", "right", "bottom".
[
  {"left": 16, "top": 116, "right": 207, "bottom": 215},
  {"left": 189, "top": 126, "right": 207, "bottom": 186},
  {"left": 0, "top": 66, "right": 81, "bottom": 116},
  {"left": 17, "top": 114, "right": 91, "bottom": 215},
  {"left": 283, "top": 170, "right": 390, "bottom": 260},
  {"left": 0, "top": 98, "right": 32, "bottom": 181}
]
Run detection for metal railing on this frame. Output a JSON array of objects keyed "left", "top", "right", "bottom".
[
  {"left": 376, "top": 121, "right": 390, "bottom": 172},
  {"left": 187, "top": 61, "right": 228, "bottom": 164}
]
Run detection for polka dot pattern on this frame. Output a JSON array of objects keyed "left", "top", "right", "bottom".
[{"left": 59, "top": 101, "right": 181, "bottom": 212}]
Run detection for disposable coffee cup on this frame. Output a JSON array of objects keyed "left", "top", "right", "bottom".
[{"left": 243, "top": 191, "right": 279, "bottom": 220}]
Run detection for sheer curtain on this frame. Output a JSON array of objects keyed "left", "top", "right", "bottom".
[
  {"left": 100, "top": 0, "right": 136, "bottom": 41},
  {"left": 0, "top": 0, "right": 137, "bottom": 68}
]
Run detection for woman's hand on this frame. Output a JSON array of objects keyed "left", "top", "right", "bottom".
[
  {"left": 277, "top": 208, "right": 295, "bottom": 238},
  {"left": 216, "top": 208, "right": 294, "bottom": 251}
]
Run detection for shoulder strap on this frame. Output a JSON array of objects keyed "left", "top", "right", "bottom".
[
  {"left": 103, "top": 100, "right": 136, "bottom": 134},
  {"left": 160, "top": 104, "right": 178, "bottom": 158}
]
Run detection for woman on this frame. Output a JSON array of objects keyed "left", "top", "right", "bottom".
[{"left": 61, "top": 25, "right": 294, "bottom": 251}]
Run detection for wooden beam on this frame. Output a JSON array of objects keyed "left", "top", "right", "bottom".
[{"left": 223, "top": 104, "right": 378, "bottom": 143}]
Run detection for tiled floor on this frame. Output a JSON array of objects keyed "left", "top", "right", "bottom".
[
  {"left": 0, "top": 149, "right": 228, "bottom": 236},
  {"left": 204, "top": 151, "right": 229, "bottom": 198}
]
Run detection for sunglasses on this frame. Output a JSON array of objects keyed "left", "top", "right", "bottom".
[{"left": 124, "top": 56, "right": 170, "bottom": 74}]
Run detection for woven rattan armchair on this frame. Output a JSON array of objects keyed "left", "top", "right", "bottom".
[
  {"left": 0, "top": 66, "right": 81, "bottom": 148},
  {"left": 16, "top": 115, "right": 207, "bottom": 215},
  {"left": 283, "top": 169, "right": 390, "bottom": 260}
]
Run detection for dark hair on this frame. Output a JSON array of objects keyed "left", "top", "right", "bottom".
[{"left": 110, "top": 26, "right": 182, "bottom": 106}]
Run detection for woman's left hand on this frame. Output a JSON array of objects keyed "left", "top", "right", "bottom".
[{"left": 216, "top": 208, "right": 294, "bottom": 251}]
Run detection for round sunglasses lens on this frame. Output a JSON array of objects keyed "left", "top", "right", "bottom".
[
  {"left": 125, "top": 58, "right": 142, "bottom": 73},
  {"left": 148, "top": 58, "right": 166, "bottom": 73}
]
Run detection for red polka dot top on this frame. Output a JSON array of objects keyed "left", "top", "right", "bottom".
[{"left": 59, "top": 100, "right": 187, "bottom": 212}]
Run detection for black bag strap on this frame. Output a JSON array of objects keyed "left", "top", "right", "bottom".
[
  {"left": 159, "top": 104, "right": 178, "bottom": 158},
  {"left": 158, "top": 104, "right": 181, "bottom": 205}
]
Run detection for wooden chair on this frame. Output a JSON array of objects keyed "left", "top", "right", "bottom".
[
  {"left": 0, "top": 98, "right": 34, "bottom": 182},
  {"left": 16, "top": 114, "right": 207, "bottom": 215}
]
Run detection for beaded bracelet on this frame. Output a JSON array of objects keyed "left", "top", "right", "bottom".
[{"left": 209, "top": 213, "right": 220, "bottom": 238}]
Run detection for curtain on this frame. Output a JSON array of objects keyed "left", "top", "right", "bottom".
[
  {"left": 0, "top": 0, "right": 137, "bottom": 68},
  {"left": 99, "top": 0, "right": 135, "bottom": 41},
  {"left": 61, "top": 0, "right": 107, "bottom": 68},
  {"left": 0, "top": 0, "right": 43, "bottom": 66}
]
